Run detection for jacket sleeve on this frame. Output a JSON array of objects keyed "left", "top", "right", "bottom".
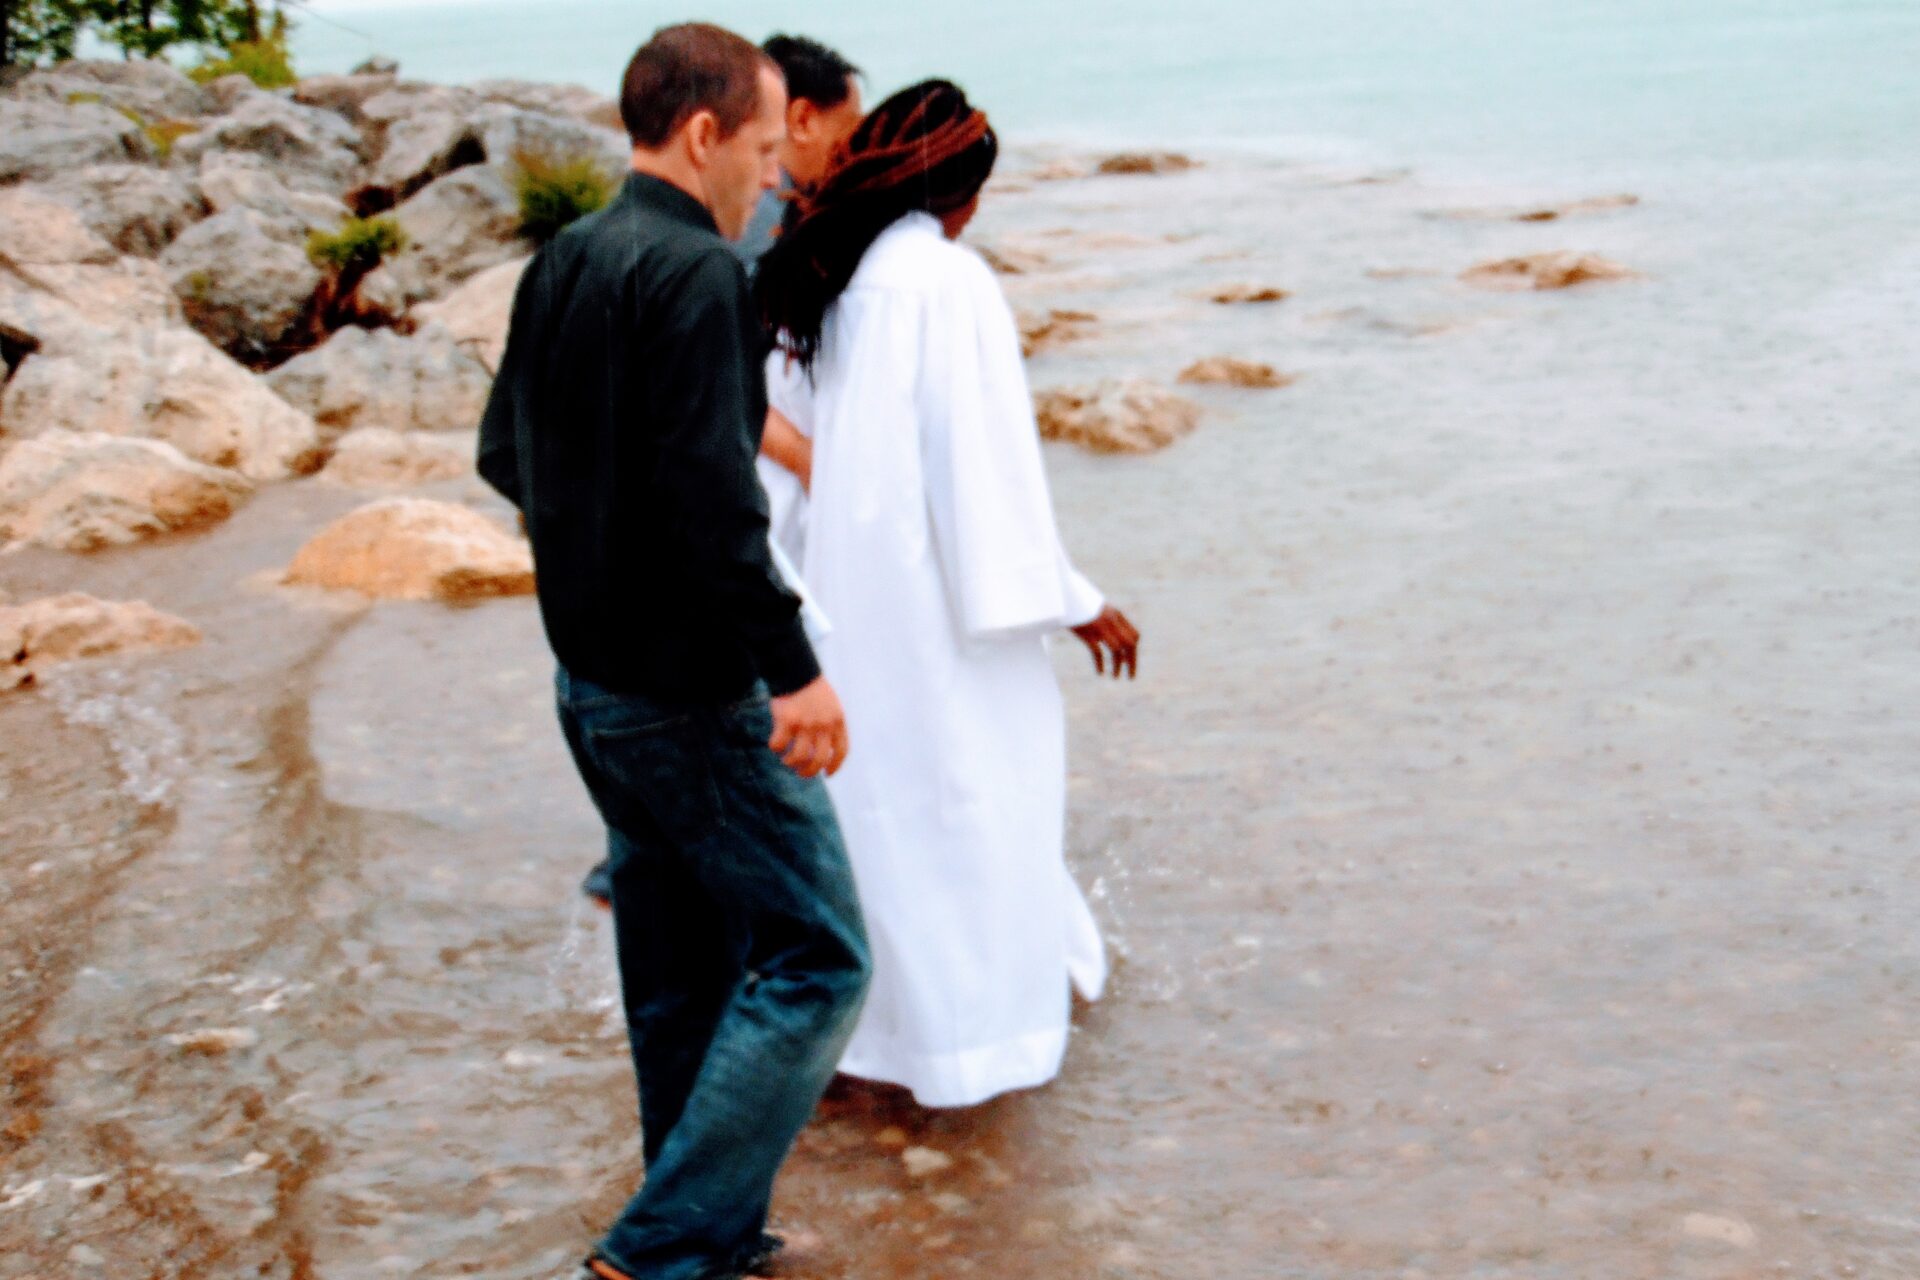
[
  {"left": 476, "top": 254, "right": 545, "bottom": 510},
  {"left": 647, "top": 251, "right": 820, "bottom": 696}
]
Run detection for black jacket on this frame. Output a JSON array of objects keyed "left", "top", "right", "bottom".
[{"left": 478, "top": 173, "right": 819, "bottom": 704}]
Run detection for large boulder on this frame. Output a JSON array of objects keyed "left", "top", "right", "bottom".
[
  {"left": 384, "top": 166, "right": 527, "bottom": 303},
  {"left": 0, "top": 254, "right": 182, "bottom": 352},
  {"left": 1, "top": 593, "right": 201, "bottom": 693},
  {"left": 283, "top": 497, "right": 533, "bottom": 601},
  {"left": 266, "top": 324, "right": 491, "bottom": 435},
  {"left": 1, "top": 326, "right": 322, "bottom": 480},
  {"left": 0, "top": 185, "right": 120, "bottom": 267},
  {"left": 197, "top": 151, "right": 352, "bottom": 232},
  {"left": 0, "top": 189, "right": 182, "bottom": 343},
  {"left": 320, "top": 427, "right": 473, "bottom": 489},
  {"left": 161, "top": 208, "right": 323, "bottom": 364},
  {"left": 476, "top": 103, "right": 627, "bottom": 177},
  {"left": 9, "top": 58, "right": 209, "bottom": 122},
  {"left": 171, "top": 94, "right": 364, "bottom": 193},
  {"left": 293, "top": 72, "right": 404, "bottom": 124},
  {"left": 37, "top": 164, "right": 208, "bottom": 257},
  {"left": 471, "top": 79, "right": 622, "bottom": 129},
  {"left": 360, "top": 83, "right": 479, "bottom": 129},
  {"left": 356, "top": 109, "right": 485, "bottom": 210},
  {"left": 411, "top": 256, "right": 527, "bottom": 371},
  {"left": 1034, "top": 380, "right": 1202, "bottom": 455},
  {"left": 0, "top": 99, "right": 151, "bottom": 183},
  {"left": 0, "top": 431, "right": 251, "bottom": 552},
  {"left": 1461, "top": 252, "right": 1637, "bottom": 290}
]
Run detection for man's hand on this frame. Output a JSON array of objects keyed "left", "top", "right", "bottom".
[
  {"left": 769, "top": 675, "right": 849, "bottom": 777},
  {"left": 1071, "top": 606, "right": 1140, "bottom": 679}
]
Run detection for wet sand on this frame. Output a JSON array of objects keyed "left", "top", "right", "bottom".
[{"left": 4, "top": 151, "right": 1918, "bottom": 1278}]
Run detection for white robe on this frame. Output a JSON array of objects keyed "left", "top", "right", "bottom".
[{"left": 764, "top": 213, "right": 1108, "bottom": 1108}]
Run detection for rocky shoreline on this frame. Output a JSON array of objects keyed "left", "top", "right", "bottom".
[
  {"left": 0, "top": 59, "right": 1280, "bottom": 693},
  {"left": 0, "top": 56, "right": 1635, "bottom": 693}
]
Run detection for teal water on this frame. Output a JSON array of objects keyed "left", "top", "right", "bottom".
[{"left": 294, "top": 0, "right": 1920, "bottom": 183}]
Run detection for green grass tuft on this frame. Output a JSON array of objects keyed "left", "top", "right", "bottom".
[
  {"left": 513, "top": 151, "right": 616, "bottom": 243},
  {"left": 306, "top": 216, "right": 409, "bottom": 275}
]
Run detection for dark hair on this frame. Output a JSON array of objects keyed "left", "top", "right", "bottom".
[
  {"left": 761, "top": 34, "right": 860, "bottom": 110},
  {"left": 620, "top": 22, "right": 774, "bottom": 149},
  {"left": 755, "top": 80, "right": 997, "bottom": 373}
]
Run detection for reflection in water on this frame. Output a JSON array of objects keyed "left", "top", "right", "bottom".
[{"left": 2, "top": 147, "right": 1917, "bottom": 1278}]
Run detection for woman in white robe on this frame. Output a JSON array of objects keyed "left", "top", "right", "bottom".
[{"left": 753, "top": 81, "right": 1140, "bottom": 1107}]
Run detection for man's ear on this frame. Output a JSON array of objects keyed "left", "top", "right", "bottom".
[
  {"left": 685, "top": 110, "right": 721, "bottom": 166},
  {"left": 788, "top": 98, "right": 819, "bottom": 144}
]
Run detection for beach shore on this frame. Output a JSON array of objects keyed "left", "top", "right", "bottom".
[{"left": 4, "top": 59, "right": 1918, "bottom": 1279}]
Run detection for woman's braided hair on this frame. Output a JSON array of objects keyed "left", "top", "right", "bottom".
[{"left": 754, "top": 79, "right": 997, "bottom": 373}]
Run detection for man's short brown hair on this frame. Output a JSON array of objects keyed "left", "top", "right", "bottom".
[{"left": 620, "top": 23, "right": 774, "bottom": 149}]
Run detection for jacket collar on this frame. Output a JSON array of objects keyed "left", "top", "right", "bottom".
[{"left": 620, "top": 171, "right": 720, "bottom": 234}]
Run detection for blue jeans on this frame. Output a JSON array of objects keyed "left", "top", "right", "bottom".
[{"left": 555, "top": 669, "right": 870, "bottom": 1279}]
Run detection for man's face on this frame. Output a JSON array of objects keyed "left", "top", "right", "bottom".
[
  {"left": 783, "top": 76, "right": 864, "bottom": 188},
  {"left": 704, "top": 64, "right": 788, "bottom": 241}
]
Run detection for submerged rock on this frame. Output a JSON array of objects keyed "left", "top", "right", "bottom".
[
  {"left": 411, "top": 256, "right": 528, "bottom": 372},
  {"left": 1178, "top": 357, "right": 1295, "bottom": 389},
  {"left": 1208, "top": 284, "right": 1291, "bottom": 305},
  {"left": 266, "top": 324, "right": 491, "bottom": 435},
  {"left": 37, "top": 164, "right": 208, "bottom": 258},
  {"left": 1432, "top": 193, "right": 1641, "bottom": 223},
  {"left": 284, "top": 497, "right": 534, "bottom": 601},
  {"left": 1461, "top": 251, "right": 1637, "bottom": 290},
  {"left": 1096, "top": 152, "right": 1197, "bottom": 176},
  {"left": 1034, "top": 380, "right": 1202, "bottom": 455},
  {"left": 0, "top": 431, "right": 251, "bottom": 552},
  {"left": 320, "top": 428, "right": 474, "bottom": 489},
  {"left": 0, "top": 593, "right": 201, "bottom": 693},
  {"left": 975, "top": 242, "right": 1052, "bottom": 276},
  {"left": 1018, "top": 308, "right": 1098, "bottom": 358},
  {"left": 0, "top": 325, "right": 321, "bottom": 480}
]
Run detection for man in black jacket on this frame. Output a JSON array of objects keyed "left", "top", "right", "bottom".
[{"left": 477, "top": 23, "right": 869, "bottom": 1280}]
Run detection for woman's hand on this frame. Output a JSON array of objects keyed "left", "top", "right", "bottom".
[
  {"left": 1070, "top": 606, "right": 1140, "bottom": 679},
  {"left": 761, "top": 407, "right": 814, "bottom": 493}
]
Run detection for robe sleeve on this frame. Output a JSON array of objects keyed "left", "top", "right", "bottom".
[{"left": 919, "top": 252, "right": 1105, "bottom": 637}]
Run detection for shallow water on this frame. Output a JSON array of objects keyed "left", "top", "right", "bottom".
[{"left": 4, "top": 136, "right": 1919, "bottom": 1278}]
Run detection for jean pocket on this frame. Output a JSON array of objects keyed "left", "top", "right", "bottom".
[{"left": 585, "top": 714, "right": 725, "bottom": 846}]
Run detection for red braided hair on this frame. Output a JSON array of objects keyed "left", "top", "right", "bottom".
[{"left": 755, "top": 80, "right": 998, "bottom": 373}]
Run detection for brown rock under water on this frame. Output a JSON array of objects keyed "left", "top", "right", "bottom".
[
  {"left": 1034, "top": 380, "right": 1201, "bottom": 455},
  {"left": 1096, "top": 152, "right": 1198, "bottom": 176},
  {"left": 1208, "top": 284, "right": 1291, "bottom": 305},
  {"left": 1018, "top": 309, "right": 1098, "bottom": 358},
  {"left": 1431, "top": 193, "right": 1641, "bottom": 223},
  {"left": 0, "top": 592, "right": 201, "bottom": 692},
  {"left": 283, "top": 497, "right": 533, "bottom": 601},
  {"left": 1178, "top": 358, "right": 1296, "bottom": 389},
  {"left": 1461, "top": 252, "right": 1637, "bottom": 291}
]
